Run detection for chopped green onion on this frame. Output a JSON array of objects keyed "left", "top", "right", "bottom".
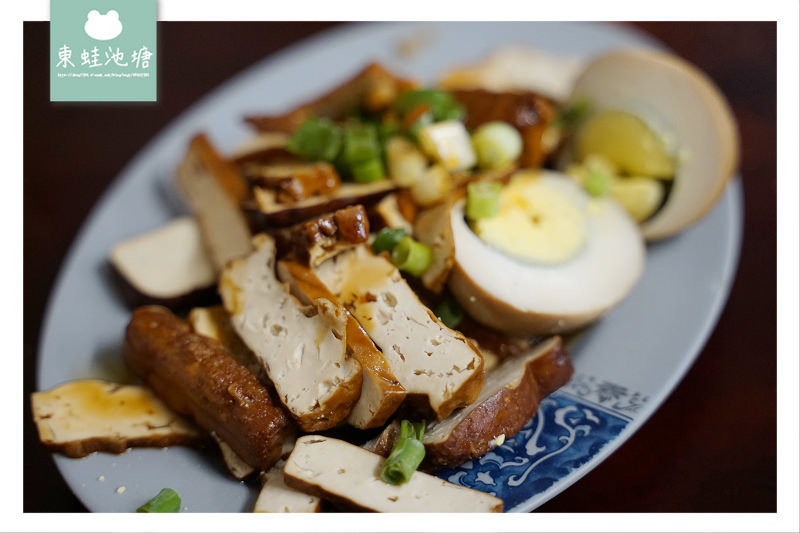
[
  {"left": 393, "top": 89, "right": 465, "bottom": 123},
  {"left": 286, "top": 117, "right": 343, "bottom": 162},
  {"left": 553, "top": 97, "right": 591, "bottom": 128},
  {"left": 351, "top": 158, "right": 385, "bottom": 183},
  {"left": 378, "top": 120, "right": 402, "bottom": 144},
  {"left": 466, "top": 181, "right": 503, "bottom": 221},
  {"left": 344, "top": 122, "right": 381, "bottom": 165},
  {"left": 136, "top": 488, "right": 181, "bottom": 513},
  {"left": 435, "top": 295, "right": 464, "bottom": 329},
  {"left": 470, "top": 121, "right": 523, "bottom": 170},
  {"left": 380, "top": 420, "right": 426, "bottom": 485},
  {"left": 391, "top": 236, "right": 433, "bottom": 277},
  {"left": 371, "top": 227, "right": 408, "bottom": 254},
  {"left": 584, "top": 170, "right": 610, "bottom": 197},
  {"left": 342, "top": 122, "right": 387, "bottom": 181}
]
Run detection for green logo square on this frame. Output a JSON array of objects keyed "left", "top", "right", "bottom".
[{"left": 50, "top": 0, "right": 157, "bottom": 102}]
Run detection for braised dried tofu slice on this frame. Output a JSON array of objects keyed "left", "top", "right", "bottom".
[
  {"left": 245, "top": 162, "right": 341, "bottom": 203},
  {"left": 247, "top": 180, "right": 397, "bottom": 228},
  {"left": 370, "top": 193, "right": 414, "bottom": 234},
  {"left": 414, "top": 197, "right": 457, "bottom": 293},
  {"left": 245, "top": 63, "right": 417, "bottom": 133},
  {"left": 219, "top": 234, "right": 362, "bottom": 432},
  {"left": 229, "top": 131, "right": 291, "bottom": 165},
  {"left": 109, "top": 216, "right": 216, "bottom": 306},
  {"left": 278, "top": 260, "right": 406, "bottom": 429},
  {"left": 314, "top": 245, "right": 484, "bottom": 420},
  {"left": 253, "top": 460, "right": 322, "bottom": 513},
  {"left": 211, "top": 431, "right": 255, "bottom": 480},
  {"left": 423, "top": 336, "right": 573, "bottom": 468},
  {"left": 176, "top": 134, "right": 253, "bottom": 272},
  {"left": 284, "top": 435, "right": 503, "bottom": 512},
  {"left": 274, "top": 205, "right": 370, "bottom": 268},
  {"left": 31, "top": 379, "right": 201, "bottom": 458}
]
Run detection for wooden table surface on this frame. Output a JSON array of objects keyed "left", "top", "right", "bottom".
[{"left": 23, "top": 21, "right": 776, "bottom": 513}]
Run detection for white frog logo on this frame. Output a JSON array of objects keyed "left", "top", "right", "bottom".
[{"left": 84, "top": 10, "right": 123, "bottom": 41}]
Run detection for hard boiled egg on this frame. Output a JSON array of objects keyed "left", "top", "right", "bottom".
[
  {"left": 448, "top": 170, "right": 645, "bottom": 336},
  {"left": 568, "top": 48, "right": 740, "bottom": 240}
]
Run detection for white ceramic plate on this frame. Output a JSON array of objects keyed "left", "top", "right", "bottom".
[{"left": 37, "top": 22, "right": 742, "bottom": 513}]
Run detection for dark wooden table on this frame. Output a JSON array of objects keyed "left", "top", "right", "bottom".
[{"left": 23, "top": 21, "right": 776, "bottom": 513}]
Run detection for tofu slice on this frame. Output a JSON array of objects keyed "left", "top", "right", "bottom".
[
  {"left": 423, "top": 336, "right": 572, "bottom": 468},
  {"left": 370, "top": 193, "right": 414, "bottom": 234},
  {"left": 31, "top": 380, "right": 201, "bottom": 458},
  {"left": 277, "top": 261, "right": 406, "bottom": 429},
  {"left": 314, "top": 245, "right": 484, "bottom": 420},
  {"left": 253, "top": 460, "right": 322, "bottom": 513},
  {"left": 414, "top": 196, "right": 457, "bottom": 293},
  {"left": 176, "top": 134, "right": 253, "bottom": 272},
  {"left": 229, "top": 131, "right": 291, "bottom": 165},
  {"left": 274, "top": 205, "right": 370, "bottom": 268},
  {"left": 220, "top": 234, "right": 362, "bottom": 432},
  {"left": 211, "top": 431, "right": 255, "bottom": 480},
  {"left": 109, "top": 216, "right": 216, "bottom": 306},
  {"left": 284, "top": 435, "right": 503, "bottom": 512},
  {"left": 247, "top": 180, "right": 397, "bottom": 228}
]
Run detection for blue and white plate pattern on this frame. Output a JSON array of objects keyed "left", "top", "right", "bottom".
[{"left": 439, "top": 375, "right": 642, "bottom": 511}]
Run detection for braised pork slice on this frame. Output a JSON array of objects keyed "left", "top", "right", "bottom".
[
  {"left": 314, "top": 245, "right": 484, "bottom": 420},
  {"left": 31, "top": 379, "right": 201, "bottom": 458},
  {"left": 277, "top": 260, "right": 406, "bottom": 429},
  {"left": 284, "top": 435, "right": 503, "bottom": 512},
  {"left": 176, "top": 134, "right": 253, "bottom": 272},
  {"left": 124, "top": 306, "right": 292, "bottom": 471},
  {"left": 219, "top": 234, "right": 362, "bottom": 432}
]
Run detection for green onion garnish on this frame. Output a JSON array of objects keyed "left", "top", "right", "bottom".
[
  {"left": 286, "top": 117, "right": 343, "bottom": 162},
  {"left": 553, "top": 97, "right": 591, "bottom": 128},
  {"left": 342, "top": 122, "right": 387, "bottom": 182},
  {"left": 351, "top": 158, "right": 385, "bottom": 183},
  {"left": 136, "top": 488, "right": 181, "bottom": 513},
  {"left": 391, "top": 237, "right": 433, "bottom": 277},
  {"left": 435, "top": 295, "right": 464, "bottom": 329},
  {"left": 380, "top": 420, "right": 426, "bottom": 485},
  {"left": 378, "top": 120, "right": 402, "bottom": 144},
  {"left": 371, "top": 227, "right": 408, "bottom": 254},
  {"left": 471, "top": 121, "right": 523, "bottom": 170},
  {"left": 393, "top": 89, "right": 465, "bottom": 123},
  {"left": 344, "top": 122, "right": 382, "bottom": 165},
  {"left": 466, "top": 181, "right": 503, "bottom": 221},
  {"left": 584, "top": 170, "right": 610, "bottom": 197}
]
